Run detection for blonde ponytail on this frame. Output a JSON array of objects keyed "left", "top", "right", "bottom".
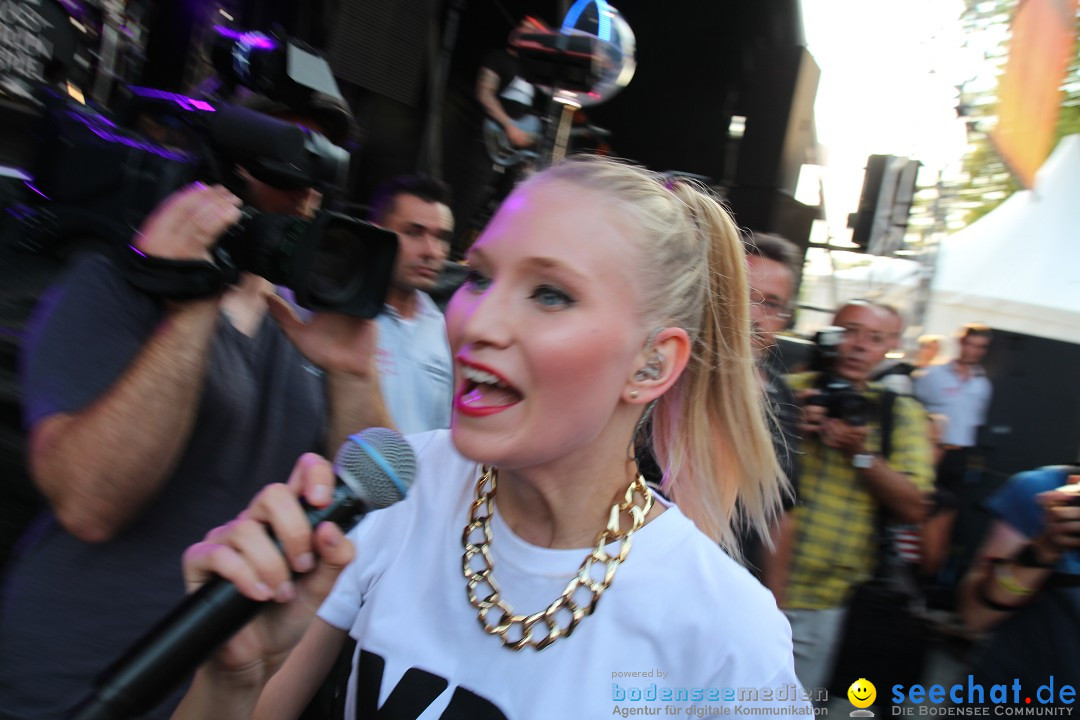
[
  {"left": 650, "top": 184, "right": 786, "bottom": 556},
  {"left": 521, "top": 156, "right": 787, "bottom": 556}
]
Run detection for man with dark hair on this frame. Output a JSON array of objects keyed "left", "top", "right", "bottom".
[
  {"left": 742, "top": 232, "right": 800, "bottom": 372},
  {"left": 740, "top": 234, "right": 799, "bottom": 466},
  {"left": 0, "top": 98, "right": 389, "bottom": 720},
  {"left": 741, "top": 233, "right": 801, "bottom": 588},
  {"left": 914, "top": 323, "right": 993, "bottom": 493},
  {"left": 368, "top": 174, "right": 455, "bottom": 434},
  {"left": 368, "top": 174, "right": 453, "bottom": 231},
  {"left": 744, "top": 232, "right": 800, "bottom": 268}
]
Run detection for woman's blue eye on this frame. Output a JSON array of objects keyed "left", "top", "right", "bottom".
[
  {"left": 463, "top": 269, "right": 491, "bottom": 292},
  {"left": 530, "top": 285, "right": 575, "bottom": 308}
]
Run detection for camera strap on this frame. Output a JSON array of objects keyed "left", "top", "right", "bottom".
[
  {"left": 123, "top": 244, "right": 239, "bottom": 300},
  {"left": 878, "top": 389, "right": 897, "bottom": 461}
]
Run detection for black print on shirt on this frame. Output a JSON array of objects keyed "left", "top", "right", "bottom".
[{"left": 356, "top": 649, "right": 508, "bottom": 719}]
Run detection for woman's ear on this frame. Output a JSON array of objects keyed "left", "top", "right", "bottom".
[{"left": 624, "top": 327, "right": 691, "bottom": 405}]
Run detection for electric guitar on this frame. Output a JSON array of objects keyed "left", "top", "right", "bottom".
[{"left": 483, "top": 114, "right": 542, "bottom": 168}]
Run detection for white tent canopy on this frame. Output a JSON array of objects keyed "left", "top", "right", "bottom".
[{"left": 925, "top": 134, "right": 1080, "bottom": 344}]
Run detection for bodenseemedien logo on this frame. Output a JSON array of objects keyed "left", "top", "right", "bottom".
[{"left": 610, "top": 681, "right": 828, "bottom": 717}]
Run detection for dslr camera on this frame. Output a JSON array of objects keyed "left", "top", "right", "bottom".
[
  {"left": 12, "top": 28, "right": 396, "bottom": 318},
  {"left": 807, "top": 326, "right": 874, "bottom": 427}
]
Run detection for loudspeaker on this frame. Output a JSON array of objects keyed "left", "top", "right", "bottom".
[{"left": 848, "top": 154, "right": 919, "bottom": 254}]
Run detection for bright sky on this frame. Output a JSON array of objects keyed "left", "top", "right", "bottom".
[{"left": 799, "top": 0, "right": 974, "bottom": 242}]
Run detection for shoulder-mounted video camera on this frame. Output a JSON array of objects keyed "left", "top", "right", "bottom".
[{"left": 12, "top": 28, "right": 395, "bottom": 318}]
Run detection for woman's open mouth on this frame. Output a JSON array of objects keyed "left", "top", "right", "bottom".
[{"left": 456, "top": 363, "right": 523, "bottom": 416}]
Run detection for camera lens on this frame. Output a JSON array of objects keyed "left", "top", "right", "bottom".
[
  {"left": 833, "top": 391, "right": 872, "bottom": 427},
  {"left": 223, "top": 212, "right": 307, "bottom": 286},
  {"left": 306, "top": 218, "right": 367, "bottom": 304}
]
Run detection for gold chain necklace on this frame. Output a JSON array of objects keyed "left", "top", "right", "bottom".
[{"left": 461, "top": 466, "right": 653, "bottom": 651}]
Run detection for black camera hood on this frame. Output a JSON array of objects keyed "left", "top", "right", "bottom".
[{"left": 207, "top": 104, "right": 349, "bottom": 193}]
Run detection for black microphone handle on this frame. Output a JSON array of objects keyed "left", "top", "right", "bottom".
[{"left": 66, "top": 484, "right": 369, "bottom": 720}]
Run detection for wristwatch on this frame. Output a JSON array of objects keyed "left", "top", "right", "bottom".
[{"left": 852, "top": 453, "right": 875, "bottom": 469}]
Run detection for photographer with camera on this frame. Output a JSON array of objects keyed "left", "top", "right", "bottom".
[
  {"left": 0, "top": 95, "right": 393, "bottom": 720},
  {"left": 958, "top": 466, "right": 1079, "bottom": 693},
  {"left": 771, "top": 300, "right": 933, "bottom": 698}
]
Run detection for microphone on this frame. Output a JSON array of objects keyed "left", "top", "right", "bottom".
[{"left": 66, "top": 427, "right": 416, "bottom": 720}]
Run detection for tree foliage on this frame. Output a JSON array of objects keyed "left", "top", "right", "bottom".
[
  {"left": 950, "top": 0, "right": 1078, "bottom": 226},
  {"left": 1053, "top": 11, "right": 1080, "bottom": 142}
]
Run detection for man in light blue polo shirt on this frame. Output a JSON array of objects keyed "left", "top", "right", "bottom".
[
  {"left": 913, "top": 323, "right": 993, "bottom": 493},
  {"left": 369, "top": 175, "right": 456, "bottom": 434}
]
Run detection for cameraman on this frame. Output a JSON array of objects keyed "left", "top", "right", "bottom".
[
  {"left": 772, "top": 300, "right": 933, "bottom": 696},
  {"left": 0, "top": 97, "right": 389, "bottom": 720}
]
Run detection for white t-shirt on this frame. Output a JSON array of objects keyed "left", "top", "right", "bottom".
[
  {"left": 374, "top": 293, "right": 453, "bottom": 435},
  {"left": 318, "top": 430, "right": 809, "bottom": 719},
  {"left": 500, "top": 75, "right": 535, "bottom": 107}
]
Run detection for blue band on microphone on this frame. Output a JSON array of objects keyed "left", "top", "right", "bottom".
[{"left": 350, "top": 432, "right": 408, "bottom": 499}]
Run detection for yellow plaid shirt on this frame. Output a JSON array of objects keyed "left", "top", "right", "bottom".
[{"left": 783, "top": 372, "right": 934, "bottom": 610}]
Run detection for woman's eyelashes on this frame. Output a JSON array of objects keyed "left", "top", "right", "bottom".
[
  {"left": 530, "top": 284, "right": 576, "bottom": 309},
  {"left": 462, "top": 268, "right": 575, "bottom": 309},
  {"left": 462, "top": 268, "right": 491, "bottom": 292}
]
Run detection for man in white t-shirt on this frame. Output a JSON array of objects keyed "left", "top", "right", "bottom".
[{"left": 368, "top": 175, "right": 456, "bottom": 434}]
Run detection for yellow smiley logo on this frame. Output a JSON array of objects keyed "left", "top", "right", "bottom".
[{"left": 848, "top": 678, "right": 877, "bottom": 709}]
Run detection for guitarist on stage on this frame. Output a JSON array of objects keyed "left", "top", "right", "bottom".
[
  {"left": 454, "top": 16, "right": 547, "bottom": 254},
  {"left": 476, "top": 16, "right": 545, "bottom": 159}
]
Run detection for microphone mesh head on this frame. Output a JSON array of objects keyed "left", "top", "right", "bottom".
[{"left": 334, "top": 428, "right": 416, "bottom": 509}]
